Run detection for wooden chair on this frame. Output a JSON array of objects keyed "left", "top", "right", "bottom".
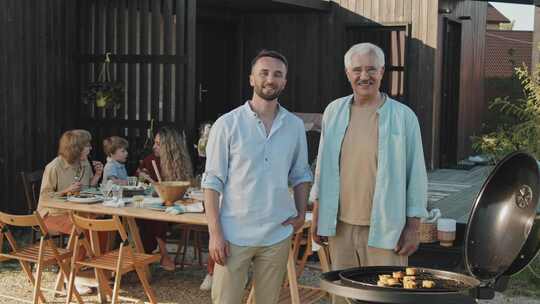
[
  {"left": 21, "top": 170, "right": 67, "bottom": 246},
  {"left": 0, "top": 211, "right": 83, "bottom": 304},
  {"left": 171, "top": 223, "right": 207, "bottom": 269},
  {"left": 21, "top": 170, "right": 44, "bottom": 244},
  {"left": 65, "top": 213, "right": 160, "bottom": 304}
]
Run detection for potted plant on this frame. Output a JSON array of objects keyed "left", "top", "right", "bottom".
[{"left": 82, "top": 52, "right": 124, "bottom": 110}]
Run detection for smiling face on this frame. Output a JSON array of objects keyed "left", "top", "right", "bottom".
[
  {"left": 345, "top": 52, "right": 384, "bottom": 100},
  {"left": 250, "top": 56, "right": 287, "bottom": 102}
]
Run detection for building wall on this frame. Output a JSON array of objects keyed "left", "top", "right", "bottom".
[
  {"left": 333, "top": 0, "right": 439, "bottom": 168},
  {"left": 435, "top": 0, "right": 487, "bottom": 163},
  {"left": 0, "top": 0, "right": 81, "bottom": 213},
  {"left": 238, "top": 1, "right": 440, "bottom": 167}
]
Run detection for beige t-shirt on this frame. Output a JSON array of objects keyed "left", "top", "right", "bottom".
[
  {"left": 38, "top": 156, "right": 93, "bottom": 216},
  {"left": 338, "top": 97, "right": 383, "bottom": 225}
]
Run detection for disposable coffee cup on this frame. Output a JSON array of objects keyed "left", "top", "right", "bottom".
[{"left": 437, "top": 218, "right": 456, "bottom": 247}]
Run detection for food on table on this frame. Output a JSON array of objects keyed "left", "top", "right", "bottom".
[
  {"left": 403, "top": 280, "right": 418, "bottom": 289},
  {"left": 405, "top": 267, "right": 418, "bottom": 276},
  {"left": 422, "top": 280, "right": 435, "bottom": 288},
  {"left": 392, "top": 271, "right": 404, "bottom": 279},
  {"left": 377, "top": 280, "right": 387, "bottom": 287}
]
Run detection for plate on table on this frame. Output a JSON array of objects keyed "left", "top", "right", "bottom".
[{"left": 67, "top": 193, "right": 103, "bottom": 204}]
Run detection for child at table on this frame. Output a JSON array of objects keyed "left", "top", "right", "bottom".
[{"left": 102, "top": 136, "right": 129, "bottom": 185}]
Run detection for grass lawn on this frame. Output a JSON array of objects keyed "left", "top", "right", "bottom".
[{"left": 505, "top": 255, "right": 540, "bottom": 299}]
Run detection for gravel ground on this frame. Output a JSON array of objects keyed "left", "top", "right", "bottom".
[{"left": 0, "top": 261, "right": 538, "bottom": 304}]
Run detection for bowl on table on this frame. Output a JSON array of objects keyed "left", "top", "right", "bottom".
[{"left": 153, "top": 181, "right": 191, "bottom": 206}]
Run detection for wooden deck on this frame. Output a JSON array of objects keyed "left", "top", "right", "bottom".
[{"left": 427, "top": 165, "right": 492, "bottom": 223}]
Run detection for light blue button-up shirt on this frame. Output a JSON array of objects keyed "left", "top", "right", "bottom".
[
  {"left": 103, "top": 158, "right": 128, "bottom": 182},
  {"left": 202, "top": 101, "right": 313, "bottom": 247},
  {"left": 310, "top": 94, "right": 428, "bottom": 249}
]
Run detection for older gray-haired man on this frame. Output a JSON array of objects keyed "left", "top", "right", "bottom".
[{"left": 310, "top": 42, "right": 428, "bottom": 303}]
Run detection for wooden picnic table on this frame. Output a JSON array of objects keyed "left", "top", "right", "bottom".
[{"left": 40, "top": 196, "right": 322, "bottom": 304}]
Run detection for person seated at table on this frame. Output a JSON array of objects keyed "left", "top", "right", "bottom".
[
  {"left": 136, "top": 136, "right": 160, "bottom": 184},
  {"left": 38, "top": 129, "right": 105, "bottom": 294},
  {"left": 136, "top": 126, "right": 194, "bottom": 271},
  {"left": 102, "top": 136, "right": 129, "bottom": 185}
]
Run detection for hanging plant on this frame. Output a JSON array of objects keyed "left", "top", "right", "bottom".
[{"left": 82, "top": 52, "right": 124, "bottom": 110}]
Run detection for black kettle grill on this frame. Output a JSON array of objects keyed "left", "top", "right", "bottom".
[{"left": 320, "top": 152, "right": 540, "bottom": 303}]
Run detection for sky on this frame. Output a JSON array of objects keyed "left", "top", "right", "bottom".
[{"left": 490, "top": 2, "right": 534, "bottom": 31}]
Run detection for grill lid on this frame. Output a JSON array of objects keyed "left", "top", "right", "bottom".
[{"left": 464, "top": 152, "right": 540, "bottom": 283}]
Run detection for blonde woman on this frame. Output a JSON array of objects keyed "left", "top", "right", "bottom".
[
  {"left": 38, "top": 129, "right": 104, "bottom": 294},
  {"left": 137, "top": 126, "right": 194, "bottom": 270}
]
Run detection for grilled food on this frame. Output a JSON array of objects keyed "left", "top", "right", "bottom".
[
  {"left": 422, "top": 280, "right": 435, "bottom": 288},
  {"left": 403, "top": 280, "right": 418, "bottom": 289},
  {"left": 403, "top": 275, "right": 416, "bottom": 282},
  {"left": 386, "top": 278, "right": 401, "bottom": 286},
  {"left": 378, "top": 274, "right": 391, "bottom": 284},
  {"left": 392, "top": 271, "right": 404, "bottom": 279},
  {"left": 377, "top": 280, "right": 387, "bottom": 287},
  {"left": 405, "top": 267, "right": 418, "bottom": 276}
]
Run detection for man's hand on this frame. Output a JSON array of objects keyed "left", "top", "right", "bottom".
[
  {"left": 394, "top": 218, "right": 420, "bottom": 256},
  {"left": 282, "top": 215, "right": 305, "bottom": 233},
  {"left": 209, "top": 231, "right": 230, "bottom": 266},
  {"left": 310, "top": 200, "right": 327, "bottom": 245}
]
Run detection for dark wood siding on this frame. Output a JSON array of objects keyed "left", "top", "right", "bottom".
[
  {"left": 238, "top": 1, "right": 439, "bottom": 167},
  {"left": 78, "top": 0, "right": 194, "bottom": 170},
  {"left": 334, "top": 0, "right": 439, "bottom": 168},
  {"left": 0, "top": 0, "right": 81, "bottom": 213},
  {"left": 434, "top": 1, "right": 487, "bottom": 166}
]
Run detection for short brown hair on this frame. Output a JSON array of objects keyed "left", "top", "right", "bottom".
[
  {"left": 250, "top": 49, "right": 288, "bottom": 70},
  {"left": 103, "top": 136, "right": 129, "bottom": 156},
  {"left": 58, "top": 129, "right": 92, "bottom": 164}
]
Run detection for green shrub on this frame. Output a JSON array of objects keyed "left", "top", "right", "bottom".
[{"left": 473, "top": 64, "right": 540, "bottom": 163}]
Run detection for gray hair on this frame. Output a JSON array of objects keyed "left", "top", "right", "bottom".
[{"left": 344, "top": 43, "right": 385, "bottom": 69}]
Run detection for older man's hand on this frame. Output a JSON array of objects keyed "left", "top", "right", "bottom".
[{"left": 394, "top": 218, "right": 420, "bottom": 256}]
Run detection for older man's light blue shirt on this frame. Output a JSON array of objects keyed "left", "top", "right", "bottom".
[
  {"left": 310, "top": 94, "right": 428, "bottom": 249},
  {"left": 202, "top": 102, "right": 313, "bottom": 247}
]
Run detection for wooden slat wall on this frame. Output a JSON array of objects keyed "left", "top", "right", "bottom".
[
  {"left": 80, "top": 0, "right": 194, "bottom": 168},
  {"left": 0, "top": 0, "right": 81, "bottom": 213}
]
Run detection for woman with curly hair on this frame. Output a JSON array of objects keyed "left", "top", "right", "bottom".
[{"left": 136, "top": 126, "right": 193, "bottom": 270}]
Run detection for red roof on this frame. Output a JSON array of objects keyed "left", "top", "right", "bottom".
[
  {"left": 487, "top": 4, "right": 511, "bottom": 24},
  {"left": 485, "top": 30, "right": 532, "bottom": 78}
]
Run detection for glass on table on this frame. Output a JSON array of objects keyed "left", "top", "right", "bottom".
[{"left": 127, "top": 176, "right": 138, "bottom": 187}]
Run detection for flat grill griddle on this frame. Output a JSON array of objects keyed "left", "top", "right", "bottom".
[{"left": 339, "top": 266, "right": 477, "bottom": 292}]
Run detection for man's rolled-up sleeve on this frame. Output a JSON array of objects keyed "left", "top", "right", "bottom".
[
  {"left": 405, "top": 113, "right": 429, "bottom": 219},
  {"left": 289, "top": 121, "right": 313, "bottom": 188},
  {"left": 201, "top": 118, "right": 229, "bottom": 194}
]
